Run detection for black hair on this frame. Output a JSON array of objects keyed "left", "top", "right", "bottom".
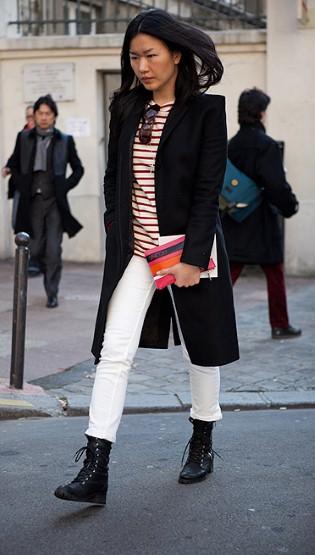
[
  {"left": 238, "top": 88, "right": 270, "bottom": 125},
  {"left": 111, "top": 8, "right": 223, "bottom": 113},
  {"left": 33, "top": 94, "right": 58, "bottom": 117}
]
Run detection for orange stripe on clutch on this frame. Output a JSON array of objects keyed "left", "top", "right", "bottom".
[{"left": 149, "top": 253, "right": 181, "bottom": 275}]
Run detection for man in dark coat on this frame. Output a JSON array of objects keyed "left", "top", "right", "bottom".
[
  {"left": 221, "top": 88, "right": 301, "bottom": 339},
  {"left": 2, "top": 105, "right": 39, "bottom": 275},
  {"left": 7, "top": 94, "right": 84, "bottom": 307}
]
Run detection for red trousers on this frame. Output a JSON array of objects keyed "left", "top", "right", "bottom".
[{"left": 230, "top": 262, "right": 289, "bottom": 329}]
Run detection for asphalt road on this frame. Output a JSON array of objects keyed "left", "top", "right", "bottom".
[{"left": 1, "top": 410, "right": 314, "bottom": 555}]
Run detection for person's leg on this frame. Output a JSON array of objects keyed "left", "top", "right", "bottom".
[
  {"left": 261, "top": 263, "right": 301, "bottom": 338},
  {"left": 261, "top": 263, "right": 289, "bottom": 328},
  {"left": 168, "top": 288, "right": 221, "bottom": 483},
  {"left": 44, "top": 200, "right": 63, "bottom": 304},
  {"left": 29, "top": 196, "right": 45, "bottom": 276},
  {"left": 183, "top": 344, "right": 222, "bottom": 423},
  {"left": 86, "top": 255, "right": 156, "bottom": 443},
  {"left": 229, "top": 261, "right": 244, "bottom": 285},
  {"left": 55, "top": 256, "right": 156, "bottom": 504},
  {"left": 179, "top": 341, "right": 221, "bottom": 483},
  {"left": 168, "top": 287, "right": 222, "bottom": 423}
]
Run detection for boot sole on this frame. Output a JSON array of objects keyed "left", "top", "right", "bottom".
[
  {"left": 178, "top": 474, "right": 208, "bottom": 485},
  {"left": 178, "top": 465, "right": 213, "bottom": 485},
  {"left": 54, "top": 490, "right": 107, "bottom": 505}
]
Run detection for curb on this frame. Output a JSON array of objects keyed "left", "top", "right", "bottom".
[
  {"left": 0, "top": 406, "right": 56, "bottom": 420},
  {"left": 0, "top": 383, "right": 63, "bottom": 420},
  {"left": 57, "top": 398, "right": 315, "bottom": 418},
  {"left": 1, "top": 391, "right": 315, "bottom": 420}
]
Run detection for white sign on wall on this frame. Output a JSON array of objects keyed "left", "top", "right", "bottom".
[
  {"left": 23, "top": 63, "right": 75, "bottom": 102},
  {"left": 66, "top": 118, "right": 90, "bottom": 137}
]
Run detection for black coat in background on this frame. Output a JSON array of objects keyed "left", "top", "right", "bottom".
[
  {"left": 92, "top": 93, "right": 239, "bottom": 367},
  {"left": 221, "top": 122, "right": 298, "bottom": 264},
  {"left": 7, "top": 127, "right": 84, "bottom": 237}
]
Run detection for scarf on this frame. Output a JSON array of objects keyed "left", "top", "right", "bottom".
[{"left": 33, "top": 127, "right": 54, "bottom": 172}]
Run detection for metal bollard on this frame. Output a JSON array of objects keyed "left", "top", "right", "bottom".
[{"left": 10, "top": 232, "right": 30, "bottom": 389}]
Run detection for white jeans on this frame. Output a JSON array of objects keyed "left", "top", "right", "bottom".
[{"left": 86, "top": 255, "right": 222, "bottom": 443}]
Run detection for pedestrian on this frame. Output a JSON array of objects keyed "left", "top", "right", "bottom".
[
  {"left": 2, "top": 105, "right": 41, "bottom": 276},
  {"left": 23, "top": 105, "right": 35, "bottom": 131},
  {"left": 221, "top": 88, "right": 301, "bottom": 339},
  {"left": 55, "top": 8, "right": 239, "bottom": 506},
  {"left": 7, "top": 94, "right": 84, "bottom": 307},
  {"left": 1, "top": 105, "right": 35, "bottom": 178}
]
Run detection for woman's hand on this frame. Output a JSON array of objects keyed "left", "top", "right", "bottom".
[{"left": 157, "top": 262, "right": 201, "bottom": 287}]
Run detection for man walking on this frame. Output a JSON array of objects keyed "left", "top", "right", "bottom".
[{"left": 8, "top": 94, "right": 84, "bottom": 307}]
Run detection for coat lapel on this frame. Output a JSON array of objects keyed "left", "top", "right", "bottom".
[
  {"left": 119, "top": 96, "right": 143, "bottom": 151},
  {"left": 20, "top": 130, "right": 36, "bottom": 174},
  {"left": 158, "top": 100, "right": 190, "bottom": 152}
]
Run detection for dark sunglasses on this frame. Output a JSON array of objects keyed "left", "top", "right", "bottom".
[{"left": 139, "top": 104, "right": 160, "bottom": 145}]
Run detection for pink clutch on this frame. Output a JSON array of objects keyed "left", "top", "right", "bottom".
[{"left": 144, "top": 235, "right": 215, "bottom": 290}]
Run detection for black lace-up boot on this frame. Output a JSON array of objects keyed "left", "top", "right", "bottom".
[
  {"left": 54, "top": 435, "right": 112, "bottom": 505},
  {"left": 178, "top": 417, "right": 214, "bottom": 484}
]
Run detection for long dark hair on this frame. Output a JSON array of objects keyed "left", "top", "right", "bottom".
[{"left": 111, "top": 9, "right": 223, "bottom": 114}]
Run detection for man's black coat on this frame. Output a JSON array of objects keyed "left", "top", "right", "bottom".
[
  {"left": 8, "top": 127, "right": 84, "bottom": 237},
  {"left": 92, "top": 93, "right": 239, "bottom": 367},
  {"left": 221, "top": 122, "right": 298, "bottom": 264}
]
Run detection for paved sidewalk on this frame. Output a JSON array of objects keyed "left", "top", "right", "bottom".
[{"left": 0, "top": 260, "right": 314, "bottom": 419}]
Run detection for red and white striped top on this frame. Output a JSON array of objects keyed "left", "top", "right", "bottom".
[{"left": 132, "top": 101, "right": 174, "bottom": 257}]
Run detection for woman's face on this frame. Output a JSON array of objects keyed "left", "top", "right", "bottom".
[{"left": 129, "top": 33, "right": 181, "bottom": 99}]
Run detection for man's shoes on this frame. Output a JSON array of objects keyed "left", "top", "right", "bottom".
[
  {"left": 272, "top": 325, "right": 302, "bottom": 339},
  {"left": 46, "top": 295, "right": 58, "bottom": 308}
]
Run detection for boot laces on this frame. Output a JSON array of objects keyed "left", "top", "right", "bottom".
[
  {"left": 181, "top": 433, "right": 211, "bottom": 466},
  {"left": 72, "top": 445, "right": 98, "bottom": 483},
  {"left": 74, "top": 446, "right": 88, "bottom": 463},
  {"left": 181, "top": 431, "right": 222, "bottom": 467}
]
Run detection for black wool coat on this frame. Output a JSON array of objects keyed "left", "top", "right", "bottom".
[
  {"left": 92, "top": 93, "right": 239, "bottom": 367},
  {"left": 7, "top": 127, "right": 84, "bottom": 237},
  {"left": 221, "top": 122, "right": 299, "bottom": 264}
]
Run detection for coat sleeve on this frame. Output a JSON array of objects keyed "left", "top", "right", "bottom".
[
  {"left": 5, "top": 132, "right": 21, "bottom": 170},
  {"left": 103, "top": 107, "right": 120, "bottom": 231},
  {"left": 65, "top": 136, "right": 84, "bottom": 191},
  {"left": 181, "top": 96, "right": 227, "bottom": 269},
  {"left": 6, "top": 132, "right": 24, "bottom": 195},
  {"left": 5, "top": 135, "right": 20, "bottom": 199},
  {"left": 256, "top": 140, "right": 299, "bottom": 218}
]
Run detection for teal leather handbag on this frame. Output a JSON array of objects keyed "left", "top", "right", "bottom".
[{"left": 220, "top": 159, "right": 262, "bottom": 222}]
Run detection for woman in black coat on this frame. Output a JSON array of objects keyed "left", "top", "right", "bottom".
[
  {"left": 221, "top": 88, "right": 301, "bottom": 339},
  {"left": 55, "top": 9, "right": 239, "bottom": 506}
]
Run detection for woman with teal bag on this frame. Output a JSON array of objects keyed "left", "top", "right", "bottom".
[{"left": 222, "top": 88, "right": 301, "bottom": 340}]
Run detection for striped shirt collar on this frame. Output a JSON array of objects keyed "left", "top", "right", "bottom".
[{"left": 148, "top": 99, "right": 175, "bottom": 112}]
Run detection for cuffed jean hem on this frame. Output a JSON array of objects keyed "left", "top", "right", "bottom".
[
  {"left": 190, "top": 407, "right": 223, "bottom": 422},
  {"left": 85, "top": 427, "right": 117, "bottom": 444}
]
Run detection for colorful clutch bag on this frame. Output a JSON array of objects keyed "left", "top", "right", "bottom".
[{"left": 144, "top": 235, "right": 216, "bottom": 290}]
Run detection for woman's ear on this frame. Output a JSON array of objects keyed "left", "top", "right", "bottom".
[{"left": 173, "top": 51, "right": 182, "bottom": 65}]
